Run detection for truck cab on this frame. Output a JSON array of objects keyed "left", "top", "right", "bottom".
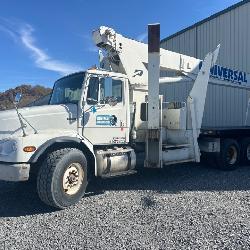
[
  {"left": 0, "top": 68, "right": 136, "bottom": 209},
  {"left": 48, "top": 69, "right": 131, "bottom": 145}
]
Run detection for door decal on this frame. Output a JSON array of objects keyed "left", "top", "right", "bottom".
[{"left": 96, "top": 115, "right": 117, "bottom": 126}]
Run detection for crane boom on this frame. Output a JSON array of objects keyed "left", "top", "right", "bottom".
[{"left": 92, "top": 26, "right": 202, "bottom": 86}]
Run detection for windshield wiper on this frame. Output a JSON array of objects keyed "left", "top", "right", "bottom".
[
  {"left": 14, "top": 105, "right": 38, "bottom": 136},
  {"left": 18, "top": 112, "right": 38, "bottom": 135}
]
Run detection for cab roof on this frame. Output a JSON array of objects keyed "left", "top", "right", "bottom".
[
  {"left": 86, "top": 69, "right": 127, "bottom": 79},
  {"left": 55, "top": 69, "right": 127, "bottom": 83}
]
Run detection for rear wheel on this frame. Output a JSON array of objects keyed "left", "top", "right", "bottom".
[
  {"left": 37, "top": 148, "right": 88, "bottom": 209},
  {"left": 240, "top": 137, "right": 250, "bottom": 165},
  {"left": 216, "top": 139, "right": 240, "bottom": 171}
]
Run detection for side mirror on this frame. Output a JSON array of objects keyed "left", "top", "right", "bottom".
[
  {"left": 14, "top": 93, "right": 22, "bottom": 104},
  {"left": 108, "top": 96, "right": 118, "bottom": 106}
]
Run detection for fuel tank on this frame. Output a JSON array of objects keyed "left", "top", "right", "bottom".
[{"left": 95, "top": 146, "right": 136, "bottom": 176}]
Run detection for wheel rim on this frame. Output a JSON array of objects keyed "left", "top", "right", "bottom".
[
  {"left": 62, "top": 163, "right": 84, "bottom": 195},
  {"left": 246, "top": 145, "right": 250, "bottom": 161},
  {"left": 226, "top": 145, "right": 238, "bottom": 165}
]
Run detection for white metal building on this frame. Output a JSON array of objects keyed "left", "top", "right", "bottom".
[
  {"left": 160, "top": 0, "right": 250, "bottom": 73},
  {"left": 160, "top": 0, "right": 250, "bottom": 128}
]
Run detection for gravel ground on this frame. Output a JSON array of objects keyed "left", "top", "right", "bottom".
[{"left": 0, "top": 161, "right": 250, "bottom": 249}]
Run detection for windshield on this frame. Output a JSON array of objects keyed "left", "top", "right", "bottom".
[{"left": 50, "top": 72, "right": 85, "bottom": 105}]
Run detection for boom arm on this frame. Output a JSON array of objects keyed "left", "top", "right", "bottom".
[{"left": 93, "top": 26, "right": 202, "bottom": 86}]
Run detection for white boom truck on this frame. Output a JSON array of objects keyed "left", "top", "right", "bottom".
[{"left": 0, "top": 23, "right": 246, "bottom": 209}]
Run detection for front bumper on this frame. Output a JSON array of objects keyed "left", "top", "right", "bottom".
[{"left": 0, "top": 163, "right": 30, "bottom": 181}]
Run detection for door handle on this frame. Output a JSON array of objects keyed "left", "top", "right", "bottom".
[{"left": 67, "top": 117, "right": 77, "bottom": 121}]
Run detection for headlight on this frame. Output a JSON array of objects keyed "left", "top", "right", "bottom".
[{"left": 0, "top": 139, "right": 17, "bottom": 156}]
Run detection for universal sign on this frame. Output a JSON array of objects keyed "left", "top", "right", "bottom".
[{"left": 199, "top": 62, "right": 249, "bottom": 85}]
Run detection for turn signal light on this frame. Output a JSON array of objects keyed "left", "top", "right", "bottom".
[{"left": 23, "top": 146, "right": 36, "bottom": 153}]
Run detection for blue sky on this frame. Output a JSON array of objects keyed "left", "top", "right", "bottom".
[{"left": 0, "top": 0, "right": 240, "bottom": 91}]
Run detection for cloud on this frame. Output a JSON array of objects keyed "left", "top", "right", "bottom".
[
  {"left": 0, "top": 19, "right": 82, "bottom": 75},
  {"left": 136, "top": 32, "right": 148, "bottom": 43}
]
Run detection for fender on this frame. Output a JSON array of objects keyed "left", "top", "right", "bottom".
[{"left": 29, "top": 136, "right": 95, "bottom": 164}]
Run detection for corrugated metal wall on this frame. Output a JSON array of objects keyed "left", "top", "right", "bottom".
[
  {"left": 160, "top": 80, "right": 250, "bottom": 128},
  {"left": 161, "top": 1, "right": 250, "bottom": 73}
]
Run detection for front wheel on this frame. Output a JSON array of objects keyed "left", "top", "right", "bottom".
[{"left": 37, "top": 148, "right": 88, "bottom": 209}]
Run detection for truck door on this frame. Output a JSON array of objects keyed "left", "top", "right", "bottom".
[{"left": 82, "top": 75, "right": 129, "bottom": 145}]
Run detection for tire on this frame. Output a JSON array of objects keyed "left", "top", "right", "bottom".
[
  {"left": 216, "top": 139, "right": 240, "bottom": 171},
  {"left": 240, "top": 137, "right": 250, "bottom": 165},
  {"left": 37, "top": 148, "right": 88, "bottom": 209}
]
